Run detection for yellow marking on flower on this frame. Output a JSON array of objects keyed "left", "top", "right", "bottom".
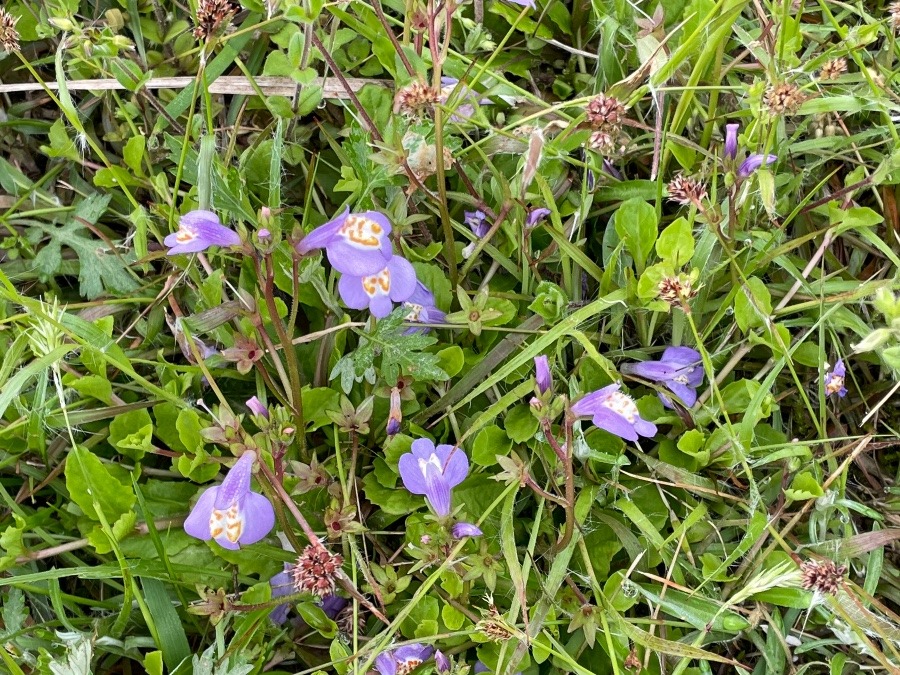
[
  {"left": 339, "top": 215, "right": 384, "bottom": 248},
  {"left": 175, "top": 226, "right": 198, "bottom": 243},
  {"left": 404, "top": 302, "right": 424, "bottom": 321},
  {"left": 397, "top": 660, "right": 423, "bottom": 675},
  {"left": 825, "top": 375, "right": 844, "bottom": 395},
  {"left": 224, "top": 504, "right": 243, "bottom": 543},
  {"left": 602, "top": 391, "right": 639, "bottom": 423},
  {"left": 209, "top": 509, "right": 226, "bottom": 538},
  {"left": 362, "top": 269, "right": 391, "bottom": 297}
]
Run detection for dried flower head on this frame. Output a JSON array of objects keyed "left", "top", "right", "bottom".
[
  {"left": 800, "top": 559, "right": 845, "bottom": 595},
  {"left": 624, "top": 649, "right": 642, "bottom": 671},
  {"left": 193, "top": 0, "right": 238, "bottom": 41},
  {"left": 764, "top": 82, "right": 806, "bottom": 116},
  {"left": 891, "top": 2, "right": 900, "bottom": 32},
  {"left": 666, "top": 174, "right": 707, "bottom": 207},
  {"left": 0, "top": 9, "right": 20, "bottom": 53},
  {"left": 588, "top": 130, "right": 619, "bottom": 155},
  {"left": 291, "top": 544, "right": 344, "bottom": 598},
  {"left": 657, "top": 274, "right": 698, "bottom": 309},
  {"left": 476, "top": 601, "right": 518, "bottom": 642},
  {"left": 394, "top": 81, "right": 441, "bottom": 117},
  {"left": 819, "top": 58, "right": 847, "bottom": 81},
  {"left": 586, "top": 93, "right": 626, "bottom": 132}
]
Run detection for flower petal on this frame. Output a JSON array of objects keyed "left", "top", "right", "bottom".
[
  {"left": 633, "top": 417, "right": 658, "bottom": 438},
  {"left": 737, "top": 153, "right": 777, "bottom": 178},
  {"left": 183, "top": 211, "right": 241, "bottom": 248},
  {"left": 369, "top": 293, "right": 393, "bottom": 318},
  {"left": 237, "top": 492, "right": 276, "bottom": 545},
  {"left": 336, "top": 274, "right": 370, "bottom": 310},
  {"left": 590, "top": 407, "right": 638, "bottom": 442},
  {"left": 440, "top": 446, "right": 469, "bottom": 489},
  {"left": 571, "top": 384, "right": 619, "bottom": 417},
  {"left": 666, "top": 381, "right": 697, "bottom": 407},
  {"left": 452, "top": 521, "right": 483, "bottom": 538},
  {"left": 724, "top": 123, "right": 739, "bottom": 160},
  {"left": 183, "top": 486, "right": 219, "bottom": 541},
  {"left": 423, "top": 460, "right": 452, "bottom": 516},
  {"left": 661, "top": 346, "right": 701, "bottom": 366},
  {"left": 386, "top": 256, "right": 417, "bottom": 302},
  {"left": 375, "top": 652, "right": 398, "bottom": 675},
  {"left": 535, "top": 355, "right": 552, "bottom": 393},
  {"left": 399, "top": 452, "right": 428, "bottom": 495},
  {"left": 213, "top": 452, "right": 255, "bottom": 510},
  {"left": 621, "top": 360, "right": 679, "bottom": 382},
  {"left": 296, "top": 207, "right": 348, "bottom": 254}
]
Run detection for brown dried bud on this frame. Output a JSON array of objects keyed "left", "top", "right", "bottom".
[
  {"left": 0, "top": 9, "right": 19, "bottom": 53},
  {"left": 193, "top": 0, "right": 237, "bottom": 41},
  {"left": 394, "top": 81, "right": 441, "bottom": 118},
  {"left": 586, "top": 93, "right": 626, "bottom": 132},
  {"left": 800, "top": 559, "right": 845, "bottom": 595},
  {"left": 666, "top": 174, "right": 707, "bottom": 207},
  {"left": 657, "top": 274, "right": 697, "bottom": 308},
  {"left": 624, "top": 649, "right": 641, "bottom": 671},
  {"left": 764, "top": 82, "right": 806, "bottom": 116},
  {"left": 291, "top": 544, "right": 344, "bottom": 598},
  {"left": 818, "top": 58, "right": 847, "bottom": 81},
  {"left": 891, "top": 2, "right": 900, "bottom": 32}
]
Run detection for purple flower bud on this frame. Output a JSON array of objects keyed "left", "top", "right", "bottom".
[
  {"left": 257, "top": 228, "right": 271, "bottom": 240},
  {"left": 534, "top": 355, "right": 552, "bottom": 394},
  {"left": 451, "top": 522, "right": 483, "bottom": 539},
  {"left": 525, "top": 207, "right": 551, "bottom": 229},
  {"left": 724, "top": 123, "right": 739, "bottom": 160},
  {"left": 398, "top": 439, "right": 469, "bottom": 517},
  {"left": 165, "top": 210, "right": 241, "bottom": 255},
  {"left": 375, "top": 644, "right": 434, "bottom": 675},
  {"left": 737, "top": 153, "right": 777, "bottom": 178},
  {"left": 246, "top": 396, "right": 269, "bottom": 419},
  {"left": 435, "top": 650, "right": 451, "bottom": 673}
]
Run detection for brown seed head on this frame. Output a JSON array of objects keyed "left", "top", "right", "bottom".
[
  {"left": 291, "top": 544, "right": 344, "bottom": 598},
  {"left": 800, "top": 559, "right": 845, "bottom": 595},
  {"left": 657, "top": 274, "right": 697, "bottom": 308},
  {"left": 586, "top": 93, "right": 626, "bottom": 132},
  {"left": 891, "top": 3, "right": 900, "bottom": 31},
  {"left": 394, "top": 81, "right": 441, "bottom": 118},
  {"left": 624, "top": 649, "right": 641, "bottom": 671},
  {"left": 818, "top": 58, "right": 847, "bottom": 81},
  {"left": 194, "top": 0, "right": 238, "bottom": 41},
  {"left": 0, "top": 9, "right": 20, "bottom": 53},
  {"left": 764, "top": 82, "right": 806, "bottom": 116},
  {"left": 666, "top": 174, "right": 707, "bottom": 207}
]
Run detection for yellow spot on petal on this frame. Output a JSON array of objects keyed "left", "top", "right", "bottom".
[
  {"left": 175, "top": 226, "right": 198, "bottom": 243},
  {"left": 601, "top": 391, "right": 639, "bottom": 423},
  {"left": 362, "top": 268, "right": 391, "bottom": 297},
  {"left": 340, "top": 215, "right": 384, "bottom": 248}
]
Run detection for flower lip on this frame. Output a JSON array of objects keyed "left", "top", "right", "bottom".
[
  {"left": 824, "top": 358, "right": 847, "bottom": 398},
  {"left": 164, "top": 210, "right": 241, "bottom": 255},
  {"left": 296, "top": 207, "right": 394, "bottom": 276},
  {"left": 525, "top": 207, "right": 551, "bottom": 229},
  {"left": 337, "top": 255, "right": 418, "bottom": 318},
  {"left": 572, "top": 383, "right": 658, "bottom": 442}
]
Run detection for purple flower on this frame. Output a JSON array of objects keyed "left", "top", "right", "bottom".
[
  {"left": 403, "top": 280, "right": 446, "bottom": 329},
  {"left": 535, "top": 355, "right": 552, "bottom": 394},
  {"left": 525, "top": 207, "right": 551, "bottom": 229},
  {"left": 620, "top": 346, "right": 704, "bottom": 409},
  {"left": 435, "top": 650, "right": 450, "bottom": 674},
  {"left": 824, "top": 359, "right": 847, "bottom": 398},
  {"left": 399, "top": 439, "right": 469, "bottom": 517},
  {"left": 571, "top": 384, "right": 657, "bottom": 442},
  {"left": 164, "top": 210, "right": 241, "bottom": 255},
  {"left": 451, "top": 521, "right": 483, "bottom": 539},
  {"left": 375, "top": 644, "right": 434, "bottom": 675},
  {"left": 295, "top": 207, "right": 393, "bottom": 276},
  {"left": 246, "top": 396, "right": 269, "bottom": 419},
  {"left": 602, "top": 159, "right": 622, "bottom": 180},
  {"left": 440, "top": 78, "right": 492, "bottom": 122},
  {"left": 337, "top": 255, "right": 417, "bottom": 318},
  {"left": 183, "top": 451, "right": 275, "bottom": 549},
  {"left": 319, "top": 594, "right": 348, "bottom": 620},
  {"left": 737, "top": 153, "right": 777, "bottom": 178},
  {"left": 464, "top": 210, "right": 490, "bottom": 238},
  {"left": 724, "top": 123, "right": 739, "bottom": 160},
  {"left": 269, "top": 568, "right": 293, "bottom": 625}
]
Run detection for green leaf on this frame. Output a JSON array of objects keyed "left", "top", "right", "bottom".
[
  {"left": 472, "top": 425, "right": 512, "bottom": 466},
  {"left": 734, "top": 277, "right": 772, "bottom": 332},
  {"left": 109, "top": 408, "right": 154, "bottom": 461},
  {"left": 613, "top": 198, "right": 658, "bottom": 273},
  {"left": 655, "top": 217, "right": 694, "bottom": 267},
  {"left": 32, "top": 194, "right": 139, "bottom": 300},
  {"left": 785, "top": 471, "right": 824, "bottom": 501},
  {"left": 123, "top": 136, "right": 146, "bottom": 175},
  {"left": 65, "top": 445, "right": 136, "bottom": 523},
  {"left": 296, "top": 85, "right": 324, "bottom": 116},
  {"left": 42, "top": 118, "right": 80, "bottom": 161},
  {"left": 505, "top": 405, "right": 539, "bottom": 443}
]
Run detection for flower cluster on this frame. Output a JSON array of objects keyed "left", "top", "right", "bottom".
[
  {"left": 183, "top": 451, "right": 275, "bottom": 549},
  {"left": 296, "top": 207, "right": 443, "bottom": 324}
]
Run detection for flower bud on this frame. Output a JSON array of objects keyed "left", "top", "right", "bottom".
[
  {"left": 435, "top": 650, "right": 451, "bottom": 674},
  {"left": 451, "top": 522, "right": 483, "bottom": 539}
]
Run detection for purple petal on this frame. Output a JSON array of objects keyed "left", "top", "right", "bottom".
[
  {"left": 166, "top": 210, "right": 240, "bottom": 255},
  {"left": 410, "top": 438, "right": 438, "bottom": 461},
  {"left": 525, "top": 207, "right": 551, "bottom": 229},
  {"left": 621, "top": 360, "right": 679, "bottom": 382},
  {"left": 832, "top": 358, "right": 845, "bottom": 377},
  {"left": 237, "top": 491, "right": 276, "bottom": 545},
  {"left": 633, "top": 417, "right": 658, "bottom": 438},
  {"left": 213, "top": 452, "right": 255, "bottom": 510},
  {"left": 435, "top": 650, "right": 451, "bottom": 674},
  {"left": 666, "top": 381, "right": 697, "bottom": 407},
  {"left": 399, "top": 451, "right": 428, "bottom": 495},
  {"left": 296, "top": 207, "right": 348, "bottom": 255},
  {"left": 474, "top": 664, "right": 490, "bottom": 675},
  {"left": 325, "top": 211, "right": 394, "bottom": 276},
  {"left": 337, "top": 274, "right": 371, "bottom": 311},
  {"left": 507, "top": 0, "right": 536, "bottom": 6},
  {"left": 319, "top": 594, "right": 348, "bottom": 619},
  {"left": 423, "top": 461, "right": 452, "bottom": 517},
  {"left": 395, "top": 644, "right": 434, "bottom": 664},
  {"left": 534, "top": 355, "right": 552, "bottom": 393},
  {"left": 661, "top": 346, "right": 701, "bottom": 366},
  {"left": 326, "top": 243, "right": 393, "bottom": 277},
  {"left": 183, "top": 485, "right": 219, "bottom": 541},
  {"left": 452, "top": 522, "right": 483, "bottom": 538},
  {"left": 724, "top": 123, "right": 739, "bottom": 160},
  {"left": 737, "top": 153, "right": 777, "bottom": 178},
  {"left": 368, "top": 294, "right": 393, "bottom": 318},
  {"left": 386, "top": 256, "right": 417, "bottom": 302},
  {"left": 591, "top": 407, "right": 639, "bottom": 441},
  {"left": 269, "top": 570, "right": 293, "bottom": 624},
  {"left": 375, "top": 653, "right": 397, "bottom": 675},
  {"left": 439, "top": 446, "right": 469, "bottom": 489},
  {"left": 464, "top": 210, "right": 490, "bottom": 238},
  {"left": 246, "top": 396, "right": 269, "bottom": 419},
  {"left": 408, "top": 280, "right": 436, "bottom": 306},
  {"left": 571, "top": 384, "right": 619, "bottom": 417}
]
